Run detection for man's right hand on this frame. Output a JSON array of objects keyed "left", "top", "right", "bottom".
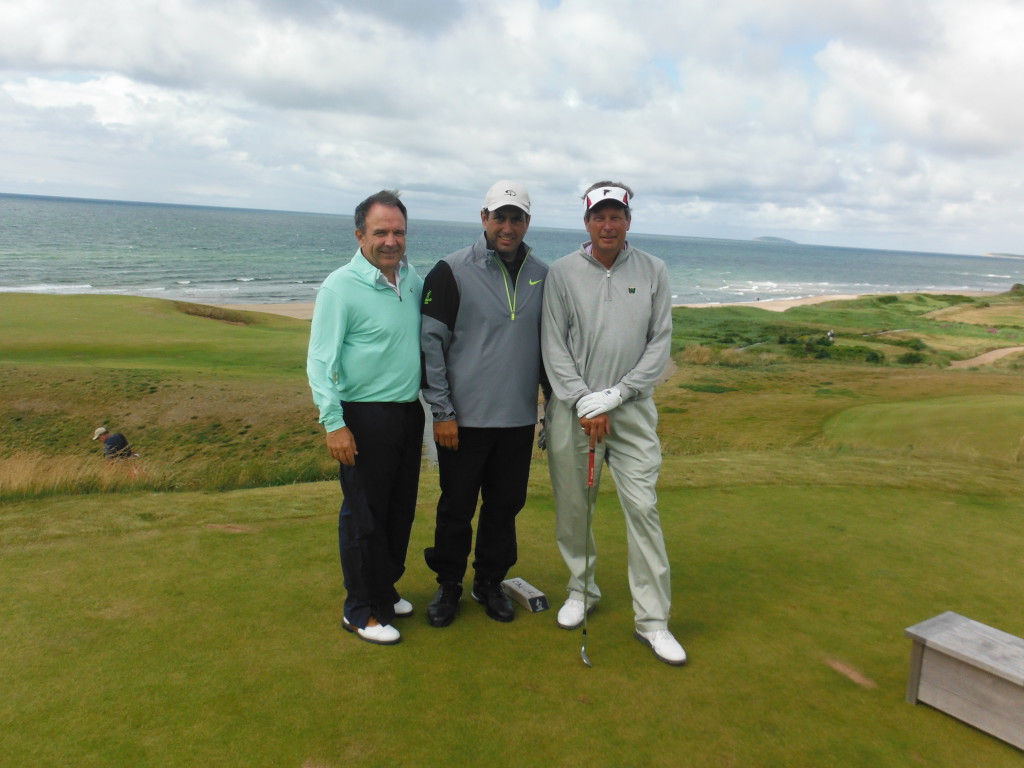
[
  {"left": 580, "top": 413, "right": 610, "bottom": 443},
  {"left": 326, "top": 426, "right": 358, "bottom": 465},
  {"left": 434, "top": 419, "right": 459, "bottom": 450}
]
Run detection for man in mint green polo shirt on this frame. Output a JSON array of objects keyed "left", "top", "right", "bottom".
[{"left": 307, "top": 189, "right": 424, "bottom": 646}]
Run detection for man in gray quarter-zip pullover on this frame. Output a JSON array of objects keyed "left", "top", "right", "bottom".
[
  {"left": 421, "top": 180, "right": 549, "bottom": 628},
  {"left": 541, "top": 181, "right": 687, "bottom": 667}
]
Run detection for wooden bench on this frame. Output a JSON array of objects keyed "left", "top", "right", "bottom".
[{"left": 905, "top": 611, "right": 1024, "bottom": 750}]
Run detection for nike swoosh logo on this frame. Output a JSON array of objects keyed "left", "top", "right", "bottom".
[{"left": 529, "top": 279, "right": 543, "bottom": 285}]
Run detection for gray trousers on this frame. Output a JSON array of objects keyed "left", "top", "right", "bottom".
[{"left": 546, "top": 396, "right": 672, "bottom": 632}]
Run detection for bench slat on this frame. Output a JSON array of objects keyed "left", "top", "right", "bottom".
[{"left": 906, "top": 611, "right": 1024, "bottom": 686}]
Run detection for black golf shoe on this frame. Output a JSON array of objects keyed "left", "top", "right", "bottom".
[
  {"left": 427, "top": 582, "right": 462, "bottom": 628},
  {"left": 471, "top": 580, "right": 515, "bottom": 623}
]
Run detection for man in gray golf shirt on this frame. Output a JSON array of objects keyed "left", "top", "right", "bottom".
[{"left": 541, "top": 181, "right": 686, "bottom": 666}]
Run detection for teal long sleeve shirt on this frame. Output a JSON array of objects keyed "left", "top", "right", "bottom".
[{"left": 307, "top": 250, "right": 423, "bottom": 432}]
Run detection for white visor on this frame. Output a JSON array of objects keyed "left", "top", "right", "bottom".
[{"left": 584, "top": 186, "right": 630, "bottom": 212}]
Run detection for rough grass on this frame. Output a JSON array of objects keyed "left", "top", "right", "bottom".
[
  {"left": 1, "top": 295, "right": 333, "bottom": 497},
  {"left": 5, "top": 292, "right": 1024, "bottom": 766},
  {"left": 672, "top": 291, "right": 1024, "bottom": 365}
]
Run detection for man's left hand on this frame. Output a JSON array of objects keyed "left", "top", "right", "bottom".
[{"left": 577, "top": 388, "right": 623, "bottom": 419}]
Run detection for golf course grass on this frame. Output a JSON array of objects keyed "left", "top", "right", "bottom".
[{"left": 3, "top": 292, "right": 1024, "bottom": 766}]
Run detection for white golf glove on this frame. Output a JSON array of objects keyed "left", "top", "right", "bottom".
[{"left": 576, "top": 388, "right": 623, "bottom": 419}]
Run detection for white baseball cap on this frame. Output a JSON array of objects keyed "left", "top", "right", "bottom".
[
  {"left": 483, "top": 181, "right": 531, "bottom": 215},
  {"left": 92, "top": 427, "right": 108, "bottom": 440}
]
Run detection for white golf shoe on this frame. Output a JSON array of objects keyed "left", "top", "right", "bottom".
[
  {"left": 393, "top": 598, "right": 414, "bottom": 618},
  {"left": 556, "top": 597, "right": 595, "bottom": 630},
  {"left": 635, "top": 628, "right": 687, "bottom": 666},
  {"left": 343, "top": 617, "right": 401, "bottom": 646}
]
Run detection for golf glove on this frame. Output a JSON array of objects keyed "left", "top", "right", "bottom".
[{"left": 576, "top": 388, "right": 623, "bottom": 419}]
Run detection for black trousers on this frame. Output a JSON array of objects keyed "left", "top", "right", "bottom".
[
  {"left": 337, "top": 400, "right": 424, "bottom": 628},
  {"left": 425, "top": 424, "right": 535, "bottom": 585}
]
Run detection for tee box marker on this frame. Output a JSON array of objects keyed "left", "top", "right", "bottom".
[{"left": 501, "top": 578, "right": 549, "bottom": 613}]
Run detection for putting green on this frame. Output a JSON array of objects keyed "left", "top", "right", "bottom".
[{"left": 823, "top": 394, "right": 1024, "bottom": 462}]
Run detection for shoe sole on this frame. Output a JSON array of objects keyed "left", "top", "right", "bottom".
[
  {"left": 471, "top": 589, "right": 514, "bottom": 623},
  {"left": 556, "top": 605, "right": 596, "bottom": 630},
  {"left": 342, "top": 618, "right": 401, "bottom": 646},
  {"left": 634, "top": 631, "right": 687, "bottom": 666},
  {"left": 394, "top": 608, "right": 414, "bottom": 619},
  {"left": 427, "top": 610, "right": 457, "bottom": 628}
]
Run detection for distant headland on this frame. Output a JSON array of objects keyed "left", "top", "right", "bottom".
[
  {"left": 753, "top": 236, "right": 798, "bottom": 244},
  {"left": 984, "top": 252, "right": 1024, "bottom": 260}
]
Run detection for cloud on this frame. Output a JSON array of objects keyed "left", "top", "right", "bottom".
[{"left": 1, "top": 0, "right": 1023, "bottom": 253}]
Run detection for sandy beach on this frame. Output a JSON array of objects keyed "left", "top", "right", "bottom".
[{"left": 219, "top": 293, "right": 880, "bottom": 320}]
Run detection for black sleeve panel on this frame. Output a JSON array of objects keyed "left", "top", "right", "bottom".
[{"left": 421, "top": 260, "right": 460, "bottom": 332}]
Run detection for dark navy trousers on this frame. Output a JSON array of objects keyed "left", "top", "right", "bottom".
[{"left": 337, "top": 400, "right": 424, "bottom": 629}]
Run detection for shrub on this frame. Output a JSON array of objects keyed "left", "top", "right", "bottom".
[
  {"left": 718, "top": 348, "right": 752, "bottom": 367},
  {"left": 679, "top": 383, "right": 738, "bottom": 394},
  {"left": 890, "top": 337, "right": 928, "bottom": 351},
  {"left": 682, "top": 344, "right": 715, "bottom": 365},
  {"left": 173, "top": 302, "right": 258, "bottom": 326},
  {"left": 897, "top": 352, "right": 926, "bottom": 365}
]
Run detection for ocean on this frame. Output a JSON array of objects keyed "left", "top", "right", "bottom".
[{"left": 2, "top": 192, "right": 1022, "bottom": 306}]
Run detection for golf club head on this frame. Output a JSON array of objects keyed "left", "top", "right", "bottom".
[{"left": 581, "top": 644, "right": 593, "bottom": 667}]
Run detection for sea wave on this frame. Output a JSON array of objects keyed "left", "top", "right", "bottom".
[
  {"left": 0, "top": 283, "right": 94, "bottom": 293},
  {"left": 182, "top": 286, "right": 241, "bottom": 294}
]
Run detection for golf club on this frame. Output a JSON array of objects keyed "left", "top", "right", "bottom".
[{"left": 581, "top": 432, "right": 596, "bottom": 667}]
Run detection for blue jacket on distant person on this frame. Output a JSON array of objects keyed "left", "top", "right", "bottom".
[{"left": 103, "top": 433, "right": 133, "bottom": 459}]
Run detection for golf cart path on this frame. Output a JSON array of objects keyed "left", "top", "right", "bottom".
[{"left": 950, "top": 346, "right": 1024, "bottom": 368}]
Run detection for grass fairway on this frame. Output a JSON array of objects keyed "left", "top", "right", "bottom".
[
  {"left": 3, "top": 292, "right": 1024, "bottom": 766},
  {"left": 823, "top": 394, "right": 1024, "bottom": 462},
  {"left": 3, "top": 469, "right": 1023, "bottom": 767}
]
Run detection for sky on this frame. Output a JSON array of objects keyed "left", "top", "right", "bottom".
[{"left": 2, "top": 0, "right": 1023, "bottom": 255}]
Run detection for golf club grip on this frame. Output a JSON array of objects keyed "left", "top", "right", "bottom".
[{"left": 588, "top": 445, "right": 595, "bottom": 488}]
